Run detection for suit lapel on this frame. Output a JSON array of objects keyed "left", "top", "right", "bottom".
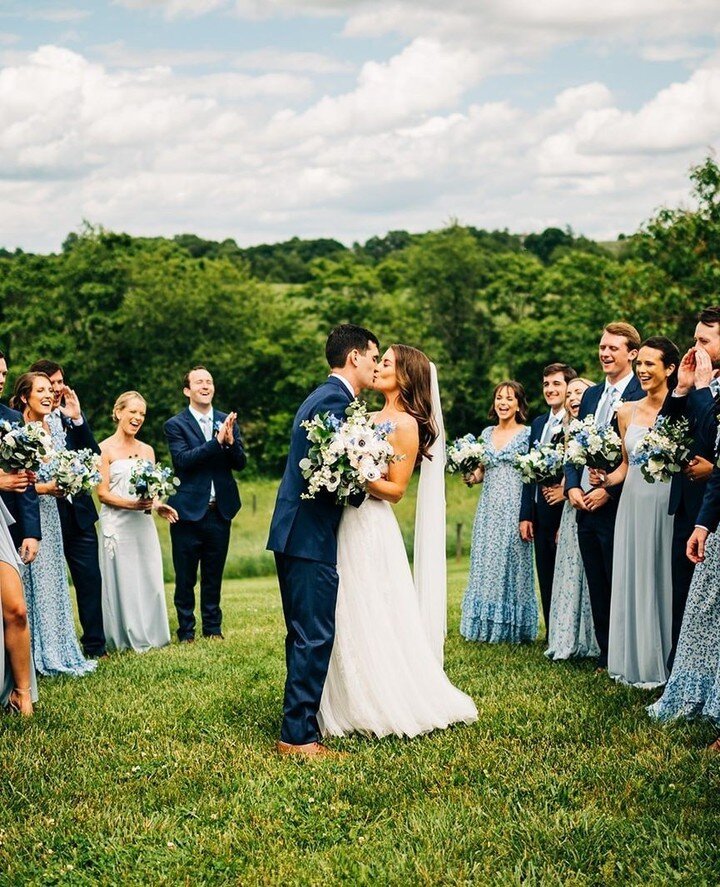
[{"left": 184, "top": 407, "right": 207, "bottom": 445}]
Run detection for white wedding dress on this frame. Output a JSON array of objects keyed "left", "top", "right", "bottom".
[{"left": 318, "top": 498, "right": 478, "bottom": 738}]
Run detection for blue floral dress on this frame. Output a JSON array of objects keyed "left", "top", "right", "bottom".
[
  {"left": 460, "top": 426, "right": 538, "bottom": 643},
  {"left": 545, "top": 502, "right": 599, "bottom": 660},
  {"left": 23, "top": 413, "right": 97, "bottom": 677},
  {"left": 647, "top": 530, "right": 720, "bottom": 725}
]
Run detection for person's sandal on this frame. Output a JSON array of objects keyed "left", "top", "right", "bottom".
[{"left": 7, "top": 687, "right": 33, "bottom": 717}]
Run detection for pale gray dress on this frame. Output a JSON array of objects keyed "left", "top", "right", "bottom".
[
  {"left": 545, "top": 502, "right": 599, "bottom": 661},
  {"left": 0, "top": 498, "right": 38, "bottom": 706},
  {"left": 99, "top": 459, "right": 171, "bottom": 653},
  {"left": 608, "top": 421, "right": 673, "bottom": 689}
]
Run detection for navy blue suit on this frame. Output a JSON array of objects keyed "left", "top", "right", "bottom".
[
  {"left": 0, "top": 404, "right": 41, "bottom": 548},
  {"left": 267, "top": 376, "right": 358, "bottom": 745},
  {"left": 165, "top": 408, "right": 246, "bottom": 639},
  {"left": 519, "top": 412, "right": 565, "bottom": 636},
  {"left": 55, "top": 412, "right": 106, "bottom": 657},
  {"left": 564, "top": 376, "right": 644, "bottom": 666},
  {"left": 697, "top": 464, "right": 720, "bottom": 533},
  {"left": 661, "top": 387, "right": 720, "bottom": 668}
]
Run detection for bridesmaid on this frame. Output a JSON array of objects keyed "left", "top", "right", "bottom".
[
  {"left": 545, "top": 377, "right": 600, "bottom": 661},
  {"left": 596, "top": 337, "right": 679, "bottom": 688},
  {"left": 460, "top": 381, "right": 537, "bottom": 644},
  {"left": 647, "top": 528, "right": 720, "bottom": 740},
  {"left": 0, "top": 494, "right": 37, "bottom": 715},
  {"left": 98, "top": 391, "right": 176, "bottom": 653},
  {"left": 11, "top": 373, "right": 96, "bottom": 677}
]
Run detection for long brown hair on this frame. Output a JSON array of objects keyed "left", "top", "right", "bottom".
[
  {"left": 10, "top": 372, "right": 50, "bottom": 413},
  {"left": 487, "top": 380, "right": 529, "bottom": 423},
  {"left": 390, "top": 344, "right": 437, "bottom": 463}
]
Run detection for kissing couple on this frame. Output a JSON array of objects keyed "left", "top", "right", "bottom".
[{"left": 267, "top": 324, "right": 477, "bottom": 757}]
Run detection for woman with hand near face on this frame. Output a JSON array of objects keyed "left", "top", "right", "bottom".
[
  {"left": 460, "top": 381, "right": 537, "bottom": 644},
  {"left": 11, "top": 373, "right": 96, "bottom": 678},
  {"left": 545, "top": 377, "right": 600, "bottom": 661},
  {"left": 98, "top": 393, "right": 176, "bottom": 653},
  {"left": 595, "top": 337, "right": 679, "bottom": 688}
]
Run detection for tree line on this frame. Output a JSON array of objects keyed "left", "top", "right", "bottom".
[{"left": 1, "top": 156, "right": 717, "bottom": 475}]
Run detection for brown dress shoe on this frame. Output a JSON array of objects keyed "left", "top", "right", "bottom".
[
  {"left": 707, "top": 737, "right": 720, "bottom": 753},
  {"left": 276, "top": 740, "right": 346, "bottom": 759}
]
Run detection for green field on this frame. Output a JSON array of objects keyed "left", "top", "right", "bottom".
[
  {"left": 154, "top": 476, "right": 481, "bottom": 580},
  {"left": 1, "top": 558, "right": 719, "bottom": 884}
]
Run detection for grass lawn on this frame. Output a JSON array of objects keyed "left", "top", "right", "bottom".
[{"left": 2, "top": 562, "right": 720, "bottom": 885}]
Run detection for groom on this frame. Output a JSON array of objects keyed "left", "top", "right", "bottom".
[{"left": 267, "top": 324, "right": 379, "bottom": 758}]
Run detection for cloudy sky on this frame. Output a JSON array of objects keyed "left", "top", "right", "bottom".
[{"left": 1, "top": 0, "right": 719, "bottom": 252}]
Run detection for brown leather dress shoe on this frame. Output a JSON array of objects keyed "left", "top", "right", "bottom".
[
  {"left": 707, "top": 737, "right": 720, "bottom": 753},
  {"left": 276, "top": 740, "right": 346, "bottom": 759}
]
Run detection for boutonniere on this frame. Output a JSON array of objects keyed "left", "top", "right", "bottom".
[
  {"left": 213, "top": 419, "right": 223, "bottom": 435},
  {"left": 611, "top": 401, "right": 622, "bottom": 415}
]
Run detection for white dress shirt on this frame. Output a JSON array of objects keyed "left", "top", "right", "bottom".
[
  {"left": 189, "top": 405, "right": 215, "bottom": 502},
  {"left": 540, "top": 408, "right": 566, "bottom": 444},
  {"left": 596, "top": 371, "right": 635, "bottom": 424},
  {"left": 329, "top": 373, "right": 355, "bottom": 398}
]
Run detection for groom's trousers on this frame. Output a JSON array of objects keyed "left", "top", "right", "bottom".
[{"left": 275, "top": 552, "right": 339, "bottom": 745}]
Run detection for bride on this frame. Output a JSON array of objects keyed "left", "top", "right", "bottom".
[{"left": 318, "top": 344, "right": 478, "bottom": 738}]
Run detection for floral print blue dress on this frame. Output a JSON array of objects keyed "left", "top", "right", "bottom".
[
  {"left": 23, "top": 413, "right": 97, "bottom": 677},
  {"left": 460, "top": 426, "right": 538, "bottom": 643},
  {"left": 647, "top": 530, "right": 720, "bottom": 725}
]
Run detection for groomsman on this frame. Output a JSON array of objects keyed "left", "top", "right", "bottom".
[
  {"left": 0, "top": 352, "right": 40, "bottom": 564},
  {"left": 520, "top": 362, "right": 577, "bottom": 638},
  {"left": 165, "top": 367, "right": 246, "bottom": 642},
  {"left": 660, "top": 306, "right": 720, "bottom": 669},
  {"left": 29, "top": 360, "right": 106, "bottom": 658},
  {"left": 565, "top": 323, "right": 643, "bottom": 670}
]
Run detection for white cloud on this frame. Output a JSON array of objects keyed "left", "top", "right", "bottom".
[
  {"left": 640, "top": 42, "right": 710, "bottom": 63},
  {"left": 0, "top": 33, "right": 20, "bottom": 46},
  {"left": 113, "top": 0, "right": 228, "bottom": 17},
  {"left": 25, "top": 7, "right": 91, "bottom": 22},
  {"left": 233, "top": 48, "right": 353, "bottom": 75}
]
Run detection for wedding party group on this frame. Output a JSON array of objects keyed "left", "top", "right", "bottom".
[
  {"left": 0, "top": 359, "right": 245, "bottom": 716},
  {"left": 457, "top": 313, "right": 720, "bottom": 754}
]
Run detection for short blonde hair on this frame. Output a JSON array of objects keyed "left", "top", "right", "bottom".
[{"left": 112, "top": 390, "right": 147, "bottom": 424}]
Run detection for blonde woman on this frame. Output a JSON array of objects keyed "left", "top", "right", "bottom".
[{"left": 98, "top": 392, "right": 176, "bottom": 653}]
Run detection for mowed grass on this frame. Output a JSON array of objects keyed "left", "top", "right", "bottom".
[{"left": 2, "top": 562, "right": 720, "bottom": 885}]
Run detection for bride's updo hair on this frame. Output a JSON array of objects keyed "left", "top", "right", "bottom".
[
  {"left": 112, "top": 390, "right": 147, "bottom": 423},
  {"left": 390, "top": 344, "right": 438, "bottom": 463}
]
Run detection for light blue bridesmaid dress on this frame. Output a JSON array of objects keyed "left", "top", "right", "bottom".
[
  {"left": 460, "top": 426, "right": 538, "bottom": 644},
  {"left": 22, "top": 414, "right": 97, "bottom": 677},
  {"left": 608, "top": 418, "right": 673, "bottom": 689}
]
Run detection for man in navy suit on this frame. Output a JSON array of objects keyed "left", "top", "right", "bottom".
[
  {"left": 565, "top": 322, "right": 643, "bottom": 669},
  {"left": 660, "top": 308, "right": 720, "bottom": 669},
  {"left": 268, "top": 324, "right": 379, "bottom": 757},
  {"left": 0, "top": 352, "right": 40, "bottom": 564},
  {"left": 29, "top": 359, "right": 106, "bottom": 658},
  {"left": 164, "top": 366, "right": 246, "bottom": 642},
  {"left": 520, "top": 362, "right": 577, "bottom": 639}
]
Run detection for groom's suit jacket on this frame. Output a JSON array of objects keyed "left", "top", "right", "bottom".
[
  {"left": 267, "top": 376, "right": 358, "bottom": 564},
  {"left": 165, "top": 407, "right": 246, "bottom": 522},
  {"left": 0, "top": 403, "right": 41, "bottom": 547}
]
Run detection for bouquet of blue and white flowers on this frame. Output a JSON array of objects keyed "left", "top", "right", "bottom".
[
  {"left": 445, "top": 434, "right": 488, "bottom": 476},
  {"left": 565, "top": 415, "right": 623, "bottom": 472},
  {"left": 630, "top": 416, "right": 692, "bottom": 484},
  {"left": 128, "top": 459, "right": 180, "bottom": 502},
  {"left": 47, "top": 448, "right": 102, "bottom": 496},
  {"left": 300, "top": 399, "right": 402, "bottom": 503},
  {"left": 0, "top": 419, "right": 54, "bottom": 472},
  {"left": 515, "top": 440, "right": 566, "bottom": 485}
]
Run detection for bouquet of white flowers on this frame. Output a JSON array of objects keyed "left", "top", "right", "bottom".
[
  {"left": 128, "top": 459, "right": 180, "bottom": 502},
  {"left": 300, "top": 399, "right": 402, "bottom": 503},
  {"left": 445, "top": 434, "right": 488, "bottom": 476},
  {"left": 630, "top": 416, "right": 692, "bottom": 484},
  {"left": 0, "top": 419, "right": 54, "bottom": 472},
  {"left": 515, "top": 440, "right": 565, "bottom": 485},
  {"left": 47, "top": 448, "right": 101, "bottom": 496},
  {"left": 565, "top": 415, "right": 623, "bottom": 472}
]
